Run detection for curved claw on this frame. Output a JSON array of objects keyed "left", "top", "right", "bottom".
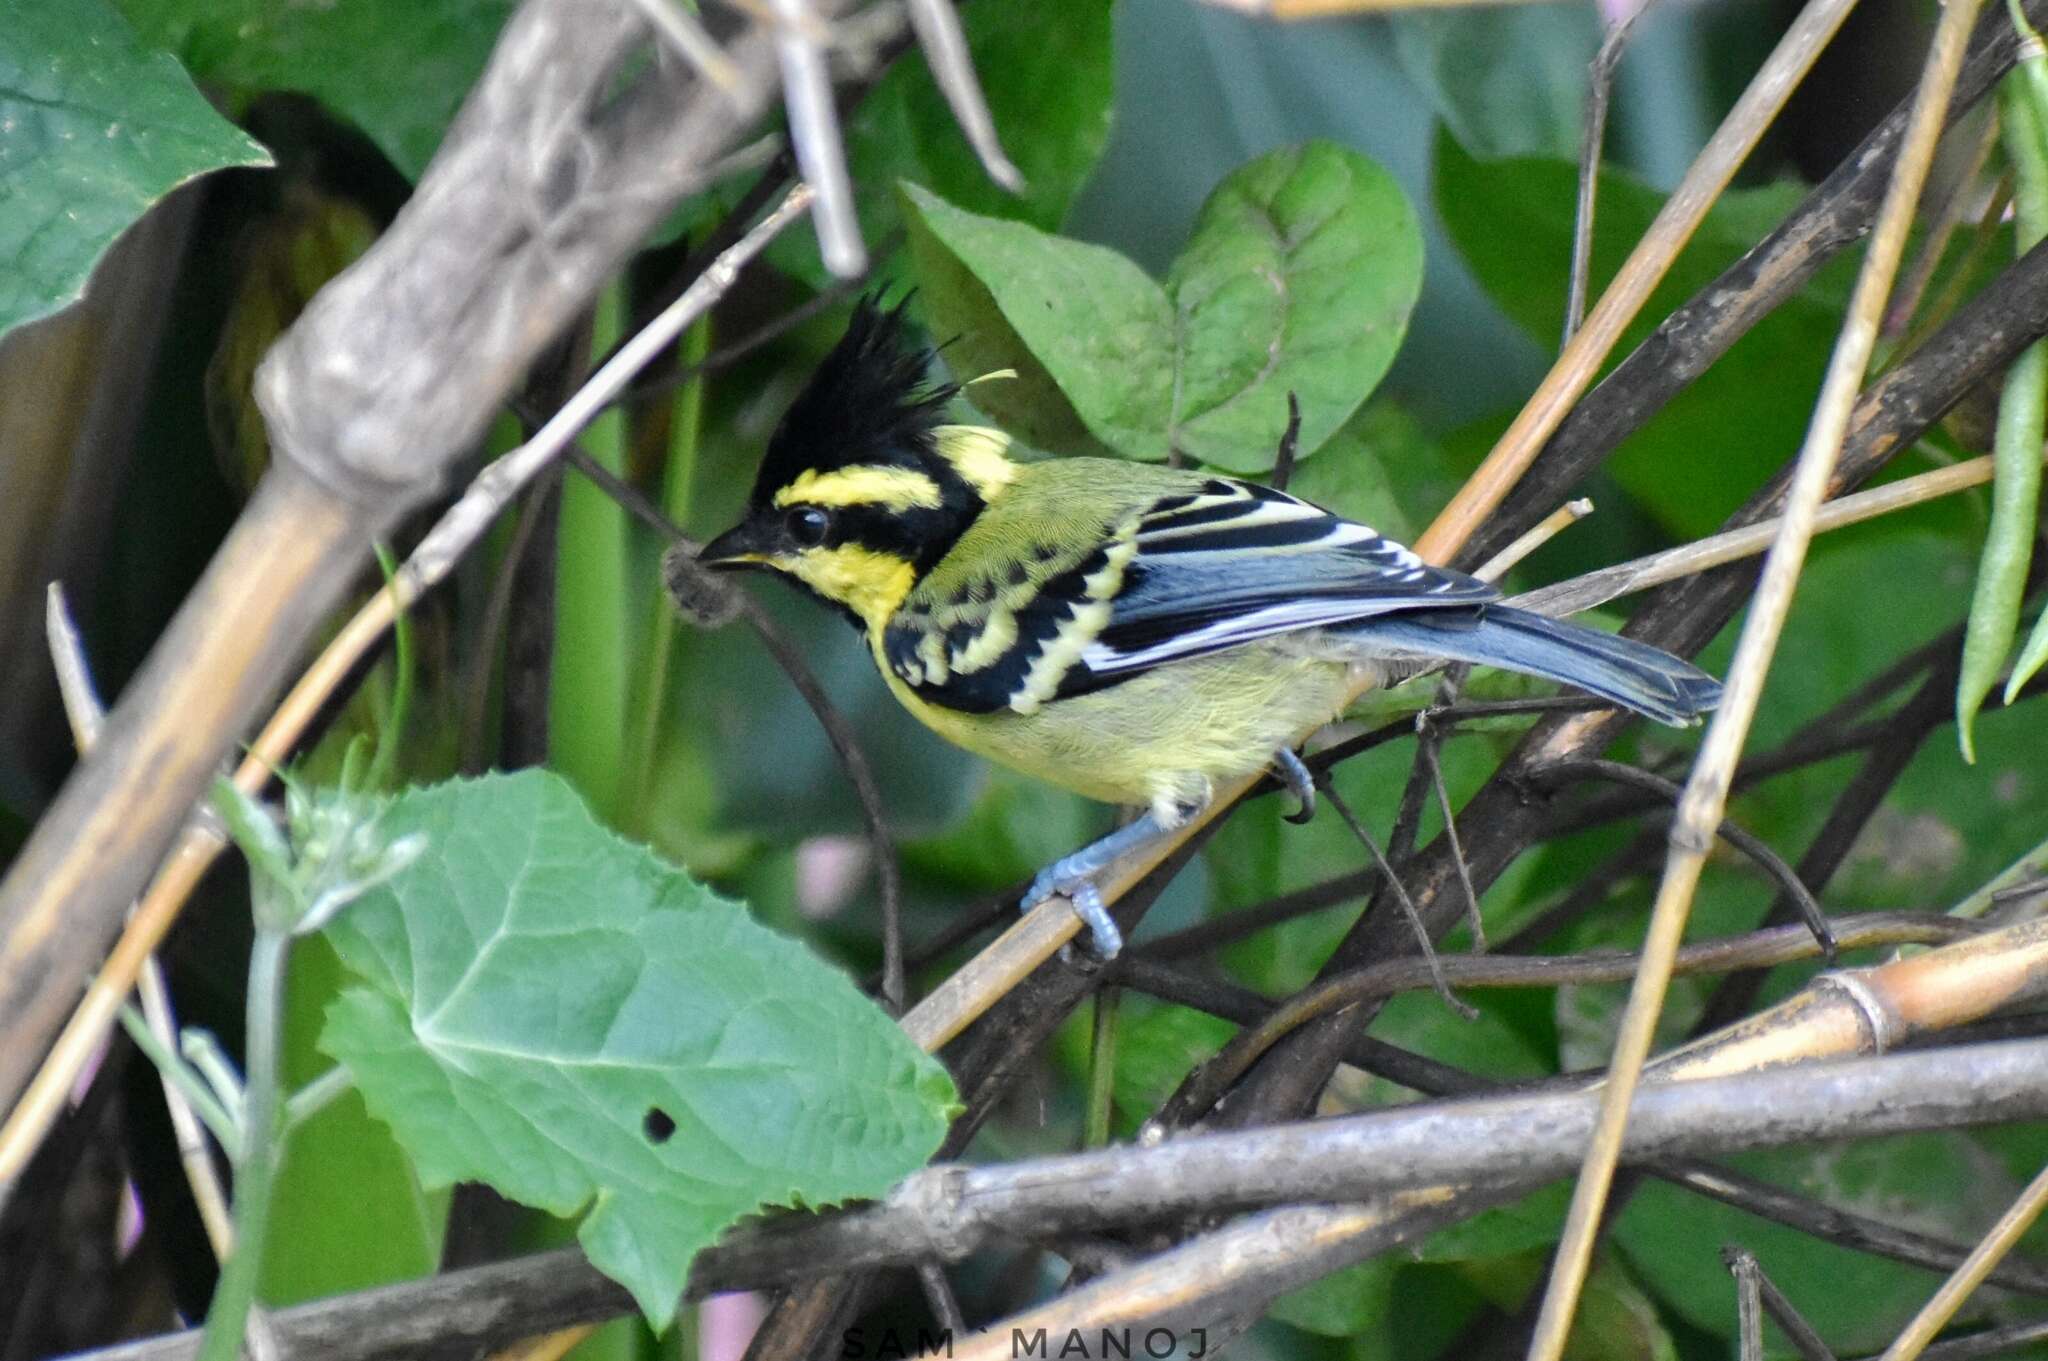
[{"left": 1273, "top": 748, "right": 1317, "bottom": 825}]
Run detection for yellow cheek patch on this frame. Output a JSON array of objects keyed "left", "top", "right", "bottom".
[
  {"left": 775, "top": 465, "right": 942, "bottom": 512},
  {"left": 789, "top": 544, "right": 917, "bottom": 630}
]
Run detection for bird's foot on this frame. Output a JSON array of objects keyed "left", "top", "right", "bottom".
[
  {"left": 1021, "top": 867, "right": 1121, "bottom": 959},
  {"left": 1273, "top": 747, "right": 1317, "bottom": 825},
  {"left": 1019, "top": 810, "right": 1178, "bottom": 960}
]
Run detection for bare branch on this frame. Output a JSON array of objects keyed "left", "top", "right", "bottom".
[{"left": 69, "top": 1038, "right": 2048, "bottom": 1361}]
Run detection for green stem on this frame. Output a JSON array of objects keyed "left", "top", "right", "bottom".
[
  {"left": 1957, "top": 77, "right": 2048, "bottom": 758},
  {"left": 552, "top": 284, "right": 632, "bottom": 819},
  {"left": 1083, "top": 987, "right": 1120, "bottom": 1149},
  {"left": 621, "top": 315, "right": 712, "bottom": 836},
  {"left": 119, "top": 1006, "right": 242, "bottom": 1160},
  {"left": 197, "top": 930, "right": 291, "bottom": 1361},
  {"left": 365, "top": 541, "right": 414, "bottom": 792},
  {"left": 284, "top": 1065, "right": 354, "bottom": 1130}
]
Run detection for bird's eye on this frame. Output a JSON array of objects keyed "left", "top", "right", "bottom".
[{"left": 784, "top": 506, "right": 831, "bottom": 547}]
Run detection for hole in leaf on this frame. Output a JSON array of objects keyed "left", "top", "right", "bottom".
[{"left": 644, "top": 1107, "right": 676, "bottom": 1144}]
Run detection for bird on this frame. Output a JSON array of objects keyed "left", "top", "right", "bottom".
[{"left": 698, "top": 298, "right": 1721, "bottom": 957}]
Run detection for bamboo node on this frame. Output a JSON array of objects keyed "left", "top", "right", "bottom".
[{"left": 1818, "top": 970, "right": 1900, "bottom": 1053}]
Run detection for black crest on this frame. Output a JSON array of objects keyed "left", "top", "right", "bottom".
[{"left": 751, "top": 294, "right": 959, "bottom": 505}]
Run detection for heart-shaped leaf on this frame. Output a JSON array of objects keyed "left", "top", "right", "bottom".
[{"left": 906, "top": 140, "right": 1423, "bottom": 471}]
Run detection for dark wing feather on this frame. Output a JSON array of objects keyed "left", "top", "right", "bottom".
[
  {"left": 882, "top": 477, "right": 1495, "bottom": 714},
  {"left": 1069, "top": 481, "right": 1494, "bottom": 686}
]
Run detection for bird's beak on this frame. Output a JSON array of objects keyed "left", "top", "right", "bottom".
[{"left": 697, "top": 522, "right": 768, "bottom": 570}]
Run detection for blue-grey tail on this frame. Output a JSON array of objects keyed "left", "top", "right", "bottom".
[{"left": 1343, "top": 605, "right": 1722, "bottom": 726}]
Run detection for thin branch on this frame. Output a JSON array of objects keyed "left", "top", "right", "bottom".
[
  {"left": 43, "top": 585, "right": 235, "bottom": 1261},
  {"left": 1685, "top": 1162, "right": 2048, "bottom": 1298},
  {"left": 1535, "top": 758, "right": 1835, "bottom": 959},
  {"left": 916, "top": 1260, "right": 968, "bottom": 1337},
  {"left": 1527, "top": 5, "right": 1983, "bottom": 1349},
  {"left": 1887, "top": 106, "right": 2001, "bottom": 338},
  {"left": 1724, "top": 1246, "right": 1838, "bottom": 1361},
  {"left": 1567, "top": 3, "right": 1655, "bottom": 342},
  {"left": 624, "top": 0, "right": 745, "bottom": 90},
  {"left": 1319, "top": 782, "right": 1467, "bottom": 1015},
  {"left": 1510, "top": 450, "right": 2033, "bottom": 620},
  {"left": 1732, "top": 1246, "right": 1765, "bottom": 1361},
  {"left": 769, "top": 0, "right": 863, "bottom": 275},
  {"left": 1475, "top": 499, "right": 1593, "bottom": 583},
  {"left": 1139, "top": 868, "right": 1378, "bottom": 960},
  {"left": 1869, "top": 1319, "right": 2048, "bottom": 1361},
  {"left": 902, "top": 0, "right": 1023, "bottom": 191},
  {"left": 1693, "top": 654, "right": 1960, "bottom": 1035},
  {"left": 1153, "top": 913, "right": 1971, "bottom": 1127}
]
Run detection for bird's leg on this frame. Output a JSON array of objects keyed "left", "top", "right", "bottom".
[
  {"left": 1271, "top": 748, "right": 1317, "bottom": 824},
  {"left": 1022, "top": 810, "right": 1182, "bottom": 959}
]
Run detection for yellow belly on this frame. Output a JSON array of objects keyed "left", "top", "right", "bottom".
[{"left": 874, "top": 635, "right": 1364, "bottom": 821}]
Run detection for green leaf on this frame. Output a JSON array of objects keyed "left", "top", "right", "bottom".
[
  {"left": 905, "top": 140, "right": 1423, "bottom": 471},
  {"left": 906, "top": 181, "right": 1175, "bottom": 454},
  {"left": 118, "top": 0, "right": 513, "bottom": 181},
  {"left": 1107, "top": 1001, "right": 1233, "bottom": 1140},
  {"left": 1390, "top": 8, "right": 1601, "bottom": 161},
  {"left": 1456, "top": 1255, "right": 1676, "bottom": 1361},
  {"left": 0, "top": 0, "right": 271, "bottom": 340},
  {"left": 319, "top": 770, "right": 957, "bottom": 1328},
  {"left": 902, "top": 766, "right": 1103, "bottom": 893},
  {"left": 1162, "top": 142, "right": 1424, "bottom": 471},
  {"left": 1419, "top": 1185, "right": 1572, "bottom": 1264},
  {"left": 1434, "top": 134, "right": 1848, "bottom": 539}
]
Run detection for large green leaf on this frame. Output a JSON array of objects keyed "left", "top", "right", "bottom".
[
  {"left": 319, "top": 770, "right": 958, "bottom": 1328},
  {"left": 906, "top": 140, "right": 1424, "bottom": 471},
  {"left": 118, "top": 0, "right": 513, "bottom": 181},
  {"left": 1434, "top": 134, "right": 1850, "bottom": 539},
  {"left": 0, "top": 0, "right": 270, "bottom": 339}
]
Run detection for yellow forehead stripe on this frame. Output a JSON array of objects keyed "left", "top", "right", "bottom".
[{"left": 774, "top": 465, "right": 942, "bottom": 511}]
